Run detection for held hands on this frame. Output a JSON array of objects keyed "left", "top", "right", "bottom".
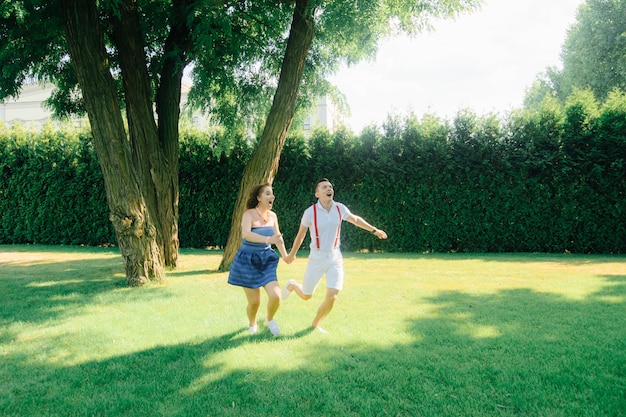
[
  {"left": 283, "top": 251, "right": 296, "bottom": 264},
  {"left": 267, "top": 234, "right": 293, "bottom": 264}
]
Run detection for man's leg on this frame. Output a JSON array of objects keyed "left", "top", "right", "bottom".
[
  {"left": 311, "top": 288, "right": 339, "bottom": 331},
  {"left": 282, "top": 255, "right": 324, "bottom": 300},
  {"left": 285, "top": 280, "right": 313, "bottom": 300},
  {"left": 311, "top": 250, "right": 343, "bottom": 332}
]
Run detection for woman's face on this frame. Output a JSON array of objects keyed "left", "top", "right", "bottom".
[{"left": 257, "top": 186, "right": 275, "bottom": 209}]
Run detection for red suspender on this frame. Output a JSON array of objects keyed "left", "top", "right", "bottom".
[
  {"left": 313, "top": 203, "right": 320, "bottom": 249},
  {"left": 313, "top": 204, "right": 342, "bottom": 250},
  {"left": 334, "top": 205, "right": 341, "bottom": 248}
]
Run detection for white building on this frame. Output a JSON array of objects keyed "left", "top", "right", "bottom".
[
  {"left": 1, "top": 82, "right": 339, "bottom": 134},
  {"left": 0, "top": 82, "right": 198, "bottom": 130},
  {"left": 302, "top": 95, "right": 342, "bottom": 136},
  {"left": 0, "top": 83, "right": 57, "bottom": 128}
]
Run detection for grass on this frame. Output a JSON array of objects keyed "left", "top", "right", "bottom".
[{"left": 1, "top": 245, "right": 625, "bottom": 417}]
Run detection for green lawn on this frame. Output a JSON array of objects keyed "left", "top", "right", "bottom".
[{"left": 1, "top": 245, "right": 624, "bottom": 416}]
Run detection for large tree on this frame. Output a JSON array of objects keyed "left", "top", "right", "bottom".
[
  {"left": 1, "top": 0, "right": 479, "bottom": 283},
  {"left": 218, "top": 0, "right": 314, "bottom": 271},
  {"left": 1, "top": 0, "right": 295, "bottom": 285},
  {"left": 218, "top": 0, "right": 482, "bottom": 270},
  {"left": 561, "top": 0, "right": 626, "bottom": 101},
  {"left": 525, "top": 0, "right": 626, "bottom": 108}
]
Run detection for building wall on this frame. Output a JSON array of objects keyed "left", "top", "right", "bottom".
[
  {"left": 1, "top": 82, "right": 337, "bottom": 133},
  {"left": 0, "top": 84, "right": 56, "bottom": 128},
  {"left": 302, "top": 95, "right": 341, "bottom": 137}
]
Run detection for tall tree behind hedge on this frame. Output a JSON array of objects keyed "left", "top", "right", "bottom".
[
  {"left": 560, "top": 0, "right": 626, "bottom": 101},
  {"left": 525, "top": 0, "right": 626, "bottom": 107}
]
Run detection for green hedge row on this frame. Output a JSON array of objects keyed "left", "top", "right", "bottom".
[
  {"left": 0, "top": 124, "right": 113, "bottom": 246},
  {"left": 1, "top": 90, "right": 625, "bottom": 253}
]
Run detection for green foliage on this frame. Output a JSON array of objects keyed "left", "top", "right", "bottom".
[
  {"left": 525, "top": 0, "right": 626, "bottom": 108},
  {"left": 0, "top": 123, "right": 112, "bottom": 245},
  {"left": 1, "top": 0, "right": 481, "bottom": 135},
  {"left": 560, "top": 0, "right": 626, "bottom": 101},
  {"left": 177, "top": 131, "right": 252, "bottom": 248},
  {"left": 2, "top": 90, "right": 626, "bottom": 253}
]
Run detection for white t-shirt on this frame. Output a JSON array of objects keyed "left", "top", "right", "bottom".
[{"left": 301, "top": 201, "right": 351, "bottom": 251}]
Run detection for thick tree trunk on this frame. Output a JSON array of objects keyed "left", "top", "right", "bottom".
[
  {"left": 219, "top": 0, "right": 315, "bottom": 271},
  {"left": 154, "top": 72, "right": 181, "bottom": 268},
  {"left": 110, "top": 0, "right": 181, "bottom": 268},
  {"left": 61, "top": 0, "right": 163, "bottom": 285},
  {"left": 153, "top": 0, "right": 194, "bottom": 268}
]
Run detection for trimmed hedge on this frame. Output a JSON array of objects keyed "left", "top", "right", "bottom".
[
  {"left": 0, "top": 123, "right": 112, "bottom": 246},
  {"left": 1, "top": 90, "right": 625, "bottom": 253}
]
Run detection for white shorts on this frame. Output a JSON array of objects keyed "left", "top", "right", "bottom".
[{"left": 302, "top": 249, "right": 344, "bottom": 295}]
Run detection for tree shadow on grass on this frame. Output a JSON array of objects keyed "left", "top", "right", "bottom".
[
  {"left": 166, "top": 249, "right": 225, "bottom": 276},
  {"left": 167, "top": 268, "right": 223, "bottom": 277},
  {"left": 2, "top": 275, "right": 624, "bottom": 417},
  {"left": 0, "top": 251, "right": 170, "bottom": 327}
]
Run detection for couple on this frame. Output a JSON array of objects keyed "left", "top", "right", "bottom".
[{"left": 227, "top": 178, "right": 388, "bottom": 336}]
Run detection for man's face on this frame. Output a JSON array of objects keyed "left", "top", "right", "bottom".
[{"left": 315, "top": 181, "right": 334, "bottom": 201}]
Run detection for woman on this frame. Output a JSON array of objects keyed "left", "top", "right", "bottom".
[{"left": 228, "top": 183, "right": 289, "bottom": 335}]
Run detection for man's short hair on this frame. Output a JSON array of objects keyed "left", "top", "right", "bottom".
[{"left": 315, "top": 178, "right": 330, "bottom": 192}]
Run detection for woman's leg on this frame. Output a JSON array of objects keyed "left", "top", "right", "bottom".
[
  {"left": 243, "top": 287, "right": 261, "bottom": 328},
  {"left": 264, "top": 281, "right": 281, "bottom": 321}
]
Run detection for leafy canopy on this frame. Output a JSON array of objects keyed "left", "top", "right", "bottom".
[
  {"left": 1, "top": 0, "right": 480, "bottom": 130},
  {"left": 524, "top": 0, "right": 626, "bottom": 108}
]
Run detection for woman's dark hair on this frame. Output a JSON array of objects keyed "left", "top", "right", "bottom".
[{"left": 246, "top": 183, "right": 271, "bottom": 209}]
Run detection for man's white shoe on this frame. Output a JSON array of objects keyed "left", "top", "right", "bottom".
[
  {"left": 315, "top": 326, "right": 329, "bottom": 335},
  {"left": 267, "top": 320, "right": 280, "bottom": 336},
  {"left": 281, "top": 279, "right": 296, "bottom": 300}
]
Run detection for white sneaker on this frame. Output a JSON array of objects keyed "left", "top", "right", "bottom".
[
  {"left": 315, "top": 326, "right": 329, "bottom": 335},
  {"left": 281, "top": 279, "right": 296, "bottom": 300},
  {"left": 248, "top": 325, "right": 258, "bottom": 334},
  {"left": 267, "top": 320, "right": 280, "bottom": 336}
]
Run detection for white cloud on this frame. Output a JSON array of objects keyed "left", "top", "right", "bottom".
[{"left": 329, "top": 0, "right": 584, "bottom": 133}]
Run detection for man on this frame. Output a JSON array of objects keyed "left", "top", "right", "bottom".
[{"left": 282, "top": 178, "right": 388, "bottom": 333}]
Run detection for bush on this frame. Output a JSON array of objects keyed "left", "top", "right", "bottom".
[{"left": 2, "top": 93, "right": 626, "bottom": 253}]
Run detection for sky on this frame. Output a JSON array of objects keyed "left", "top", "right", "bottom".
[{"left": 328, "top": 0, "right": 585, "bottom": 133}]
